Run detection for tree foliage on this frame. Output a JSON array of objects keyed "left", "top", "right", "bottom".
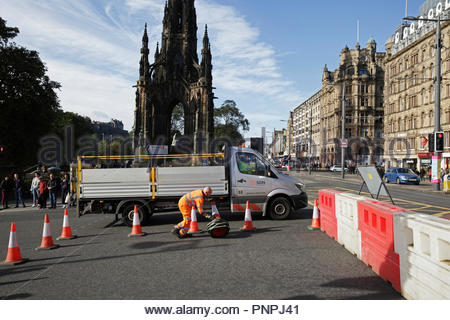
[
  {"left": 0, "top": 18, "right": 62, "bottom": 168},
  {"left": 214, "top": 100, "right": 249, "bottom": 146},
  {"left": 0, "top": 18, "right": 95, "bottom": 169},
  {"left": 170, "top": 103, "right": 185, "bottom": 139}
]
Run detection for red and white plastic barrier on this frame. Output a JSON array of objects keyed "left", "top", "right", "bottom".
[
  {"left": 357, "top": 200, "right": 406, "bottom": 292},
  {"left": 394, "top": 213, "right": 450, "bottom": 299},
  {"left": 335, "top": 193, "right": 371, "bottom": 259},
  {"left": 318, "top": 189, "right": 342, "bottom": 240},
  {"left": 318, "top": 189, "right": 450, "bottom": 299}
]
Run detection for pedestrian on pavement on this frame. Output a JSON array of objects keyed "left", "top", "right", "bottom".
[
  {"left": 38, "top": 178, "right": 48, "bottom": 209},
  {"left": 419, "top": 168, "right": 425, "bottom": 181},
  {"left": 428, "top": 167, "right": 432, "bottom": 181},
  {"left": 172, "top": 187, "right": 213, "bottom": 239},
  {"left": 13, "top": 173, "right": 26, "bottom": 208},
  {"left": 60, "top": 173, "right": 70, "bottom": 205},
  {"left": 441, "top": 168, "right": 449, "bottom": 183},
  {"left": 47, "top": 173, "right": 57, "bottom": 209},
  {"left": 1, "top": 176, "right": 11, "bottom": 209},
  {"left": 30, "top": 172, "right": 41, "bottom": 207}
]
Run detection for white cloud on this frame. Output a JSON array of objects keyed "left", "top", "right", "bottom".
[{"left": 1, "top": 0, "right": 304, "bottom": 133}]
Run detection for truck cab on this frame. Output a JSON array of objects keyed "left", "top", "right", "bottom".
[{"left": 230, "top": 147, "right": 307, "bottom": 219}]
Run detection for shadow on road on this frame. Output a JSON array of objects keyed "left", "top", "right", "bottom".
[
  {"left": 1, "top": 293, "right": 33, "bottom": 300},
  {"left": 321, "top": 276, "right": 402, "bottom": 300}
]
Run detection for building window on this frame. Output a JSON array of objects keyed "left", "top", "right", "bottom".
[{"left": 360, "top": 127, "right": 368, "bottom": 137}]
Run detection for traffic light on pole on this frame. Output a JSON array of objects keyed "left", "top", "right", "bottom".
[
  {"left": 428, "top": 133, "right": 434, "bottom": 152},
  {"left": 435, "top": 132, "right": 444, "bottom": 152}
]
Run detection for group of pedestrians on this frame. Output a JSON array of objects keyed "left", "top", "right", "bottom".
[{"left": 1, "top": 171, "right": 71, "bottom": 210}]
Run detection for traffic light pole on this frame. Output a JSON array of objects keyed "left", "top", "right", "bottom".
[
  {"left": 434, "top": 16, "right": 442, "bottom": 191},
  {"left": 341, "top": 82, "right": 346, "bottom": 179}
]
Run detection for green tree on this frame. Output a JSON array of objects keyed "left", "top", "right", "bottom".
[
  {"left": 170, "top": 103, "right": 185, "bottom": 138},
  {"left": 214, "top": 100, "right": 249, "bottom": 146},
  {"left": 0, "top": 18, "right": 62, "bottom": 168}
]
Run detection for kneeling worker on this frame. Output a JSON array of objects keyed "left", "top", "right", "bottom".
[{"left": 172, "top": 186, "right": 213, "bottom": 239}]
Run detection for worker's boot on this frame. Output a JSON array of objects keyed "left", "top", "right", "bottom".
[{"left": 171, "top": 228, "right": 181, "bottom": 238}]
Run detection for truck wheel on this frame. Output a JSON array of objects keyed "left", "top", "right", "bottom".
[
  {"left": 269, "top": 197, "right": 292, "bottom": 220},
  {"left": 122, "top": 203, "right": 148, "bottom": 227}
]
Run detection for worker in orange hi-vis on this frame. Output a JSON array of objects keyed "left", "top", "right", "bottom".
[{"left": 172, "top": 186, "right": 213, "bottom": 239}]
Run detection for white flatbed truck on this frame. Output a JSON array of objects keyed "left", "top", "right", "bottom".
[{"left": 75, "top": 147, "right": 308, "bottom": 226}]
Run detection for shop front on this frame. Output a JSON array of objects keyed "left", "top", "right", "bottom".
[
  {"left": 418, "top": 152, "right": 432, "bottom": 171},
  {"left": 402, "top": 158, "right": 417, "bottom": 170}
]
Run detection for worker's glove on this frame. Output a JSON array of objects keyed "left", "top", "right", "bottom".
[{"left": 204, "top": 214, "right": 213, "bottom": 220}]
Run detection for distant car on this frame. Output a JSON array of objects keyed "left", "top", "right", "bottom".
[
  {"left": 330, "top": 165, "right": 349, "bottom": 172},
  {"left": 384, "top": 168, "right": 420, "bottom": 185}
]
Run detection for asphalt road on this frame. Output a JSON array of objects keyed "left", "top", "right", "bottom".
[
  {"left": 0, "top": 202, "right": 401, "bottom": 300},
  {"left": 289, "top": 170, "right": 450, "bottom": 219}
]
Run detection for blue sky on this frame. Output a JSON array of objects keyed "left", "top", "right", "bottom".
[{"left": 1, "top": 0, "right": 425, "bottom": 137}]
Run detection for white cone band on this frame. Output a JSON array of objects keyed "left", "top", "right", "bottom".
[
  {"left": 312, "top": 205, "right": 319, "bottom": 219},
  {"left": 63, "top": 214, "right": 70, "bottom": 227},
  {"left": 244, "top": 208, "right": 252, "bottom": 221},
  {"left": 133, "top": 210, "right": 140, "bottom": 226},
  {"left": 42, "top": 222, "right": 51, "bottom": 237},
  {"left": 8, "top": 231, "right": 18, "bottom": 248},
  {"left": 212, "top": 203, "right": 219, "bottom": 215},
  {"left": 190, "top": 208, "right": 197, "bottom": 222}
]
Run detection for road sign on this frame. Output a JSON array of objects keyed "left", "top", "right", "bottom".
[{"left": 340, "top": 138, "right": 348, "bottom": 148}]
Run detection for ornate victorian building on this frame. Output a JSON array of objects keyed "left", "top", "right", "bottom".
[
  {"left": 384, "top": 0, "right": 450, "bottom": 171},
  {"left": 134, "top": 0, "right": 214, "bottom": 154},
  {"left": 320, "top": 39, "right": 385, "bottom": 166}
]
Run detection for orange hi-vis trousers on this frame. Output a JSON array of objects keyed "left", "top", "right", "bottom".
[{"left": 175, "top": 190, "right": 205, "bottom": 235}]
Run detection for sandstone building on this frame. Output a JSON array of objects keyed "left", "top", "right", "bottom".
[
  {"left": 384, "top": 0, "right": 450, "bottom": 171},
  {"left": 320, "top": 40, "right": 386, "bottom": 166}
]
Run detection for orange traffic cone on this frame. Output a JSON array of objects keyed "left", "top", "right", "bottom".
[
  {"left": 57, "top": 209, "right": 77, "bottom": 240},
  {"left": 2, "top": 222, "right": 28, "bottom": 265},
  {"left": 36, "top": 214, "right": 59, "bottom": 250},
  {"left": 128, "top": 205, "right": 147, "bottom": 237},
  {"left": 211, "top": 200, "right": 221, "bottom": 219},
  {"left": 188, "top": 207, "right": 201, "bottom": 234},
  {"left": 240, "top": 201, "right": 255, "bottom": 231},
  {"left": 307, "top": 199, "right": 320, "bottom": 230}
]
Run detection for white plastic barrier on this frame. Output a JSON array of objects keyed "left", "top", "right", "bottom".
[
  {"left": 334, "top": 193, "right": 371, "bottom": 259},
  {"left": 394, "top": 212, "right": 450, "bottom": 299}
]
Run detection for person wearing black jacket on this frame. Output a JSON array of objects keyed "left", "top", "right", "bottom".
[
  {"left": 1, "top": 176, "right": 11, "bottom": 209},
  {"left": 13, "top": 173, "right": 26, "bottom": 208},
  {"left": 60, "top": 174, "right": 70, "bottom": 205},
  {"left": 47, "top": 173, "right": 57, "bottom": 209}
]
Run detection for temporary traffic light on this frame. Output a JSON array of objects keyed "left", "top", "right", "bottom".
[
  {"left": 428, "top": 133, "right": 434, "bottom": 152},
  {"left": 435, "top": 132, "right": 444, "bottom": 152}
]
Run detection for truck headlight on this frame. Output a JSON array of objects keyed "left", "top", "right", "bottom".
[{"left": 296, "top": 183, "right": 305, "bottom": 192}]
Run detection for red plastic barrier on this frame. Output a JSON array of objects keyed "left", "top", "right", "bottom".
[
  {"left": 357, "top": 200, "right": 407, "bottom": 292},
  {"left": 318, "top": 189, "right": 342, "bottom": 240}
]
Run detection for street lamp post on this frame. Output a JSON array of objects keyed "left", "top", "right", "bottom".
[
  {"left": 341, "top": 82, "right": 346, "bottom": 179},
  {"left": 404, "top": 15, "right": 447, "bottom": 191},
  {"left": 309, "top": 105, "right": 313, "bottom": 175}
]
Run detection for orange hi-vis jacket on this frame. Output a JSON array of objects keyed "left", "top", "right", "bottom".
[{"left": 179, "top": 189, "right": 206, "bottom": 215}]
